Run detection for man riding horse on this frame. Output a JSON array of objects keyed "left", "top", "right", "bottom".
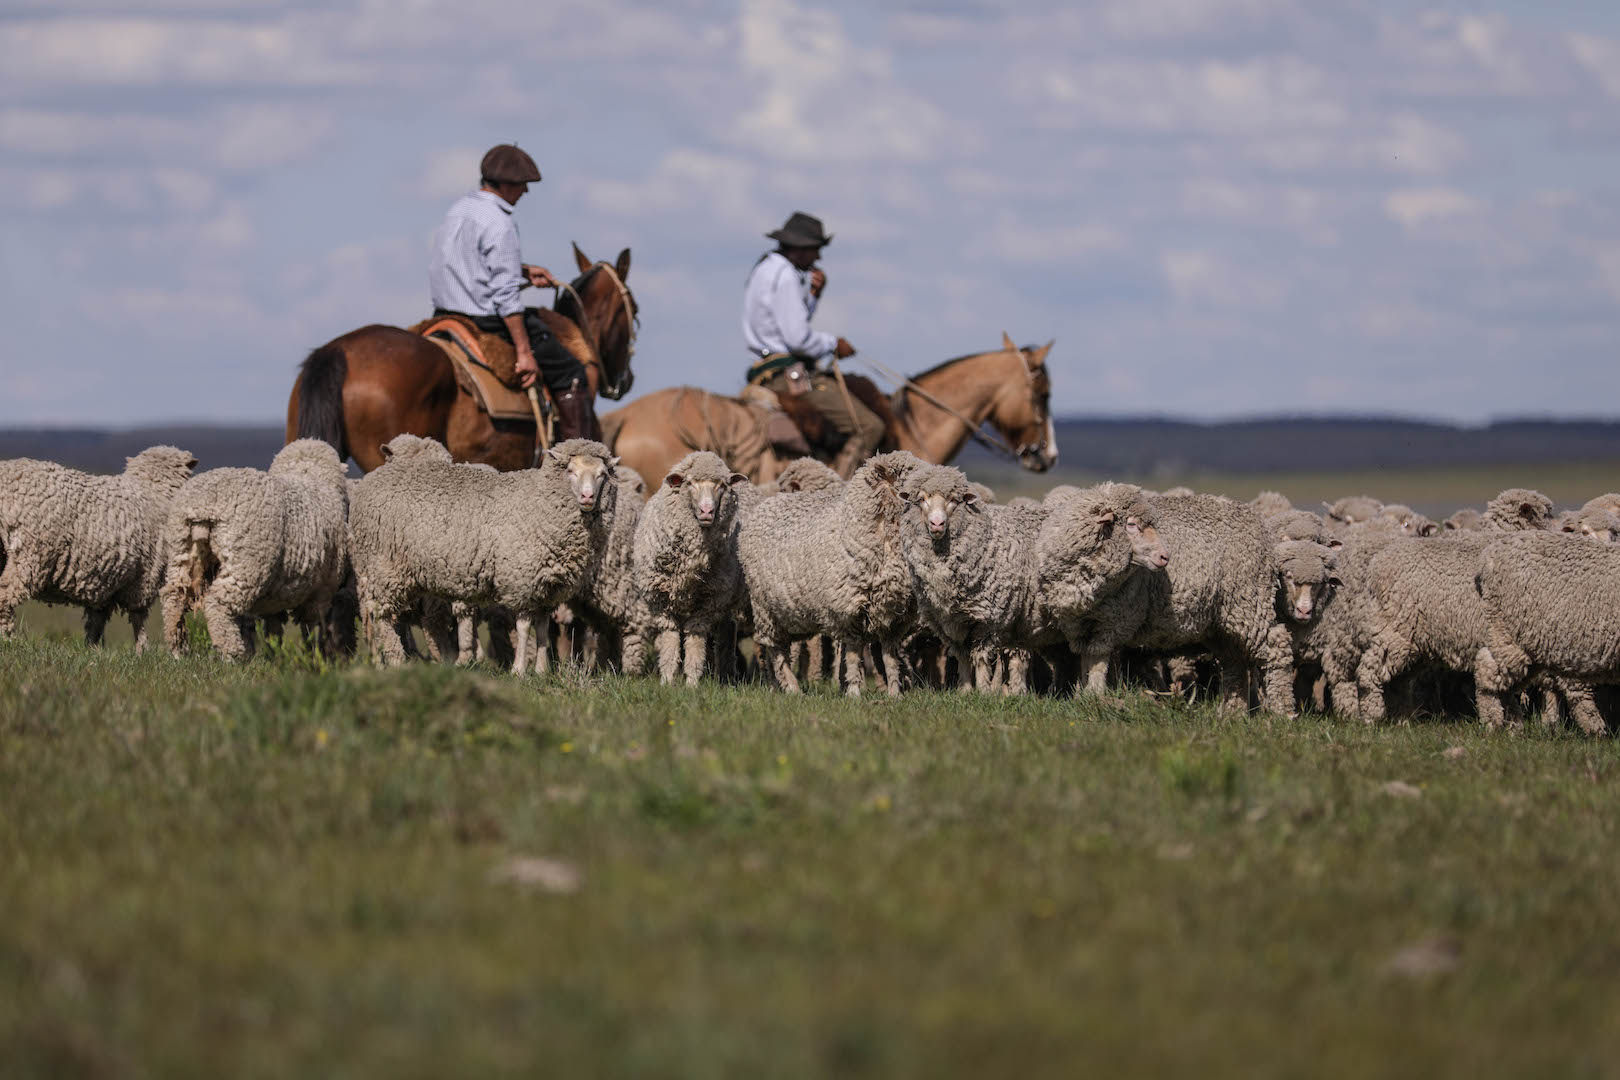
[
  {"left": 428, "top": 143, "right": 601, "bottom": 441},
  {"left": 744, "top": 212, "right": 886, "bottom": 478}
]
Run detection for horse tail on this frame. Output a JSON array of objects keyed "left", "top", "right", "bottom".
[{"left": 295, "top": 342, "right": 350, "bottom": 460}]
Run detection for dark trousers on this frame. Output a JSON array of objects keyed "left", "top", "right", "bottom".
[{"left": 436, "top": 307, "right": 587, "bottom": 393}]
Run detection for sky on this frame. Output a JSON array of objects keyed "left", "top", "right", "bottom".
[{"left": 3, "top": 0, "right": 1619, "bottom": 426}]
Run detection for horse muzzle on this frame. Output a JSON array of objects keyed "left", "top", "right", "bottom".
[{"left": 601, "top": 369, "right": 634, "bottom": 401}]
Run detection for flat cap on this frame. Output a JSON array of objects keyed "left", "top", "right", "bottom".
[{"left": 481, "top": 144, "right": 541, "bottom": 184}]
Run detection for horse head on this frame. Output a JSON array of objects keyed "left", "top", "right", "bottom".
[
  {"left": 986, "top": 331, "right": 1058, "bottom": 472},
  {"left": 561, "top": 242, "right": 639, "bottom": 400}
]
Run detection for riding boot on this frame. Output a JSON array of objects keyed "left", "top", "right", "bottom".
[
  {"left": 553, "top": 382, "right": 602, "bottom": 443},
  {"left": 829, "top": 430, "right": 878, "bottom": 480}
]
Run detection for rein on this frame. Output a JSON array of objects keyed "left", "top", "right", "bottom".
[
  {"left": 853, "top": 353, "right": 1028, "bottom": 462},
  {"left": 552, "top": 261, "right": 638, "bottom": 399}
]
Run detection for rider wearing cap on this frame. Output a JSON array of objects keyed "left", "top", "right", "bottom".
[
  {"left": 743, "top": 212, "right": 886, "bottom": 478},
  {"left": 429, "top": 143, "right": 600, "bottom": 441}
]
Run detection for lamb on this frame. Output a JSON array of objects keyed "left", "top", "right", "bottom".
[
  {"left": 1477, "top": 531, "right": 1620, "bottom": 735},
  {"left": 0, "top": 445, "right": 197, "bottom": 650},
  {"left": 1483, "top": 488, "right": 1554, "bottom": 532},
  {"left": 630, "top": 451, "right": 749, "bottom": 685},
  {"left": 348, "top": 437, "right": 618, "bottom": 675},
  {"left": 739, "top": 451, "right": 922, "bottom": 696},
  {"left": 159, "top": 439, "right": 350, "bottom": 660},
  {"left": 1261, "top": 540, "right": 1344, "bottom": 716}
]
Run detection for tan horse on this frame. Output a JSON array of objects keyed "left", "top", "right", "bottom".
[
  {"left": 285, "top": 244, "right": 637, "bottom": 472},
  {"left": 603, "top": 334, "right": 1057, "bottom": 485}
]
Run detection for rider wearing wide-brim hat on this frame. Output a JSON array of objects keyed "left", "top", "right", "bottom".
[
  {"left": 743, "top": 211, "right": 885, "bottom": 478},
  {"left": 428, "top": 143, "right": 601, "bottom": 441}
]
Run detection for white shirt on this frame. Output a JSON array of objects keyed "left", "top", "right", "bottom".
[
  {"left": 428, "top": 189, "right": 525, "bottom": 318},
  {"left": 742, "top": 251, "right": 837, "bottom": 360}
]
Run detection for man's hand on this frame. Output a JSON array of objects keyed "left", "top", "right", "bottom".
[
  {"left": 523, "top": 264, "right": 559, "bottom": 290},
  {"left": 809, "top": 268, "right": 826, "bottom": 298},
  {"left": 514, "top": 351, "right": 539, "bottom": 389},
  {"left": 834, "top": 337, "right": 856, "bottom": 359}
]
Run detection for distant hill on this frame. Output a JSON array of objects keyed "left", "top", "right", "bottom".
[{"left": 2, "top": 416, "right": 1618, "bottom": 476}]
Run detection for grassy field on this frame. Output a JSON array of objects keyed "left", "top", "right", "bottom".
[
  {"left": 5, "top": 600, "right": 1620, "bottom": 1078},
  {"left": 970, "top": 459, "right": 1620, "bottom": 520}
]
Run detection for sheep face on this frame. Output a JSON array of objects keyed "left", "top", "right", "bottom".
[
  {"left": 1125, "top": 513, "right": 1169, "bottom": 569},
  {"left": 907, "top": 487, "right": 980, "bottom": 541},
  {"left": 665, "top": 470, "right": 748, "bottom": 528},
  {"left": 563, "top": 454, "right": 614, "bottom": 513},
  {"left": 1274, "top": 542, "right": 1340, "bottom": 624},
  {"left": 1563, "top": 509, "right": 1619, "bottom": 544}
]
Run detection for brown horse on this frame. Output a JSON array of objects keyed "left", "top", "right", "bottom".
[
  {"left": 602, "top": 334, "right": 1057, "bottom": 486},
  {"left": 285, "top": 244, "right": 638, "bottom": 472}
]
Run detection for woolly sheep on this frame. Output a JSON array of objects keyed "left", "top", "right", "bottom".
[
  {"left": 631, "top": 451, "right": 750, "bottom": 685},
  {"left": 1007, "top": 496, "right": 1041, "bottom": 510},
  {"left": 1444, "top": 508, "right": 1483, "bottom": 532},
  {"left": 1262, "top": 539, "right": 1344, "bottom": 716},
  {"left": 739, "top": 451, "right": 922, "bottom": 697},
  {"left": 1373, "top": 504, "right": 1439, "bottom": 537},
  {"left": 1477, "top": 531, "right": 1620, "bottom": 735},
  {"left": 1558, "top": 506, "right": 1619, "bottom": 544},
  {"left": 159, "top": 439, "right": 350, "bottom": 660},
  {"left": 1106, "top": 494, "right": 1296, "bottom": 711},
  {"left": 1251, "top": 490, "right": 1293, "bottom": 517},
  {"left": 1267, "top": 509, "right": 1330, "bottom": 545},
  {"left": 349, "top": 437, "right": 618, "bottom": 675},
  {"left": 0, "top": 445, "right": 197, "bottom": 650},
  {"left": 1483, "top": 488, "right": 1554, "bottom": 532},
  {"left": 772, "top": 456, "right": 843, "bottom": 495},
  {"left": 967, "top": 481, "right": 998, "bottom": 505},
  {"left": 1159, "top": 486, "right": 1195, "bottom": 498},
  {"left": 1581, "top": 493, "right": 1620, "bottom": 517}
]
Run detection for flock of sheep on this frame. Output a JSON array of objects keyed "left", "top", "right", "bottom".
[{"left": 2, "top": 436, "right": 1618, "bottom": 733}]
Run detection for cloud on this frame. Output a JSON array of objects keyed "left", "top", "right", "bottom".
[
  {"left": 1384, "top": 187, "right": 1483, "bottom": 229},
  {"left": 986, "top": 218, "right": 1127, "bottom": 265},
  {"left": 1570, "top": 33, "right": 1620, "bottom": 99},
  {"left": 1162, "top": 250, "right": 1286, "bottom": 309}
]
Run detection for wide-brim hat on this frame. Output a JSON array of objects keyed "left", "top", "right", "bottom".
[
  {"left": 481, "top": 144, "right": 542, "bottom": 184},
  {"left": 766, "top": 211, "right": 832, "bottom": 248}
]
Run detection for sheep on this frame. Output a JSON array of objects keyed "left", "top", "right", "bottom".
[
  {"left": 1477, "top": 531, "right": 1620, "bottom": 735},
  {"left": 739, "top": 451, "right": 922, "bottom": 697},
  {"left": 1483, "top": 487, "right": 1554, "bottom": 532},
  {"left": 1261, "top": 540, "right": 1344, "bottom": 717},
  {"left": 1325, "top": 495, "right": 1383, "bottom": 526},
  {"left": 968, "top": 481, "right": 998, "bottom": 505},
  {"left": 630, "top": 451, "right": 750, "bottom": 685},
  {"left": 1444, "top": 508, "right": 1483, "bottom": 532},
  {"left": 1372, "top": 504, "right": 1439, "bottom": 537},
  {"left": 1558, "top": 506, "right": 1619, "bottom": 543},
  {"left": 772, "top": 456, "right": 843, "bottom": 495},
  {"left": 0, "top": 445, "right": 197, "bottom": 650},
  {"left": 159, "top": 439, "right": 350, "bottom": 660},
  {"left": 1251, "top": 490, "right": 1293, "bottom": 517},
  {"left": 1159, "top": 485, "right": 1195, "bottom": 498},
  {"left": 1267, "top": 509, "right": 1331, "bottom": 545},
  {"left": 1007, "top": 496, "right": 1042, "bottom": 510},
  {"left": 1348, "top": 490, "right": 1557, "bottom": 727},
  {"left": 1581, "top": 493, "right": 1620, "bottom": 517},
  {"left": 1092, "top": 494, "right": 1293, "bottom": 711},
  {"left": 348, "top": 437, "right": 618, "bottom": 675},
  {"left": 560, "top": 465, "right": 647, "bottom": 671}
]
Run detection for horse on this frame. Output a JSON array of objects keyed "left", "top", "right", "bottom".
[
  {"left": 601, "top": 334, "right": 1057, "bottom": 486},
  {"left": 285, "top": 243, "right": 638, "bottom": 472}
]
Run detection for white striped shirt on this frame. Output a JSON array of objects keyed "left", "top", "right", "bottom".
[
  {"left": 742, "top": 251, "right": 838, "bottom": 360},
  {"left": 428, "top": 189, "right": 525, "bottom": 318}
]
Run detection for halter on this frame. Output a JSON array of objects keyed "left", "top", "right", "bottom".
[
  {"left": 553, "top": 261, "right": 639, "bottom": 399},
  {"left": 857, "top": 343, "right": 1053, "bottom": 465}
]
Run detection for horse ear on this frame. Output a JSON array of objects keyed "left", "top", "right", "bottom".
[
  {"left": 1000, "top": 330, "right": 1017, "bottom": 352},
  {"left": 572, "top": 242, "right": 591, "bottom": 274},
  {"left": 616, "top": 248, "right": 631, "bottom": 280},
  {"left": 664, "top": 472, "right": 685, "bottom": 489},
  {"left": 1030, "top": 340, "right": 1054, "bottom": 367}
]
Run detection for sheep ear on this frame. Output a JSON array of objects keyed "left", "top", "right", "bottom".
[
  {"left": 729, "top": 473, "right": 749, "bottom": 487},
  {"left": 962, "top": 491, "right": 980, "bottom": 507},
  {"left": 1519, "top": 502, "right": 1540, "bottom": 520},
  {"left": 786, "top": 480, "right": 803, "bottom": 492},
  {"left": 380, "top": 444, "right": 395, "bottom": 461},
  {"left": 546, "top": 447, "right": 567, "bottom": 464},
  {"left": 1095, "top": 508, "right": 1117, "bottom": 525},
  {"left": 185, "top": 456, "right": 199, "bottom": 469},
  {"left": 1328, "top": 575, "right": 1344, "bottom": 589},
  {"left": 609, "top": 455, "right": 621, "bottom": 469},
  {"left": 664, "top": 472, "right": 685, "bottom": 489},
  {"left": 1419, "top": 522, "right": 1438, "bottom": 537}
]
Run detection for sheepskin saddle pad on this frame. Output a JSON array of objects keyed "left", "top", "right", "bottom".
[{"left": 410, "top": 315, "right": 534, "bottom": 422}]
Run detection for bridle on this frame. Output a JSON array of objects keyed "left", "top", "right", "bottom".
[
  {"left": 858, "top": 343, "right": 1053, "bottom": 466},
  {"left": 552, "top": 261, "right": 639, "bottom": 400}
]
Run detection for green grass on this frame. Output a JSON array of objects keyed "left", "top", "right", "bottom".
[
  {"left": 970, "top": 459, "right": 1620, "bottom": 519},
  {"left": 5, "top": 603, "right": 1620, "bottom": 1077}
]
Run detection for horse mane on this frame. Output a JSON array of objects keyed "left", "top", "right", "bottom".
[{"left": 906, "top": 343, "right": 1033, "bottom": 383}]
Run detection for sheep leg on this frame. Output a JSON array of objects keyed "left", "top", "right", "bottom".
[
  {"left": 840, "top": 636, "right": 864, "bottom": 698},
  {"left": 456, "top": 612, "right": 477, "bottom": 666},
  {"left": 0, "top": 554, "right": 34, "bottom": 638},
  {"left": 1563, "top": 683, "right": 1608, "bottom": 737},
  {"left": 682, "top": 628, "right": 708, "bottom": 687},
  {"left": 763, "top": 642, "right": 801, "bottom": 694},
  {"left": 621, "top": 629, "right": 645, "bottom": 676},
  {"left": 82, "top": 607, "right": 110, "bottom": 648},
  {"left": 971, "top": 645, "right": 997, "bottom": 695},
  {"left": 1005, "top": 650, "right": 1029, "bottom": 696},
  {"left": 128, "top": 607, "right": 150, "bottom": 655},
  {"left": 513, "top": 614, "right": 532, "bottom": 676},
  {"left": 880, "top": 640, "right": 905, "bottom": 697},
  {"left": 1076, "top": 644, "right": 1112, "bottom": 696},
  {"left": 952, "top": 643, "right": 974, "bottom": 692},
  {"left": 653, "top": 627, "right": 681, "bottom": 685},
  {"left": 160, "top": 580, "right": 191, "bottom": 657},
  {"left": 200, "top": 590, "right": 247, "bottom": 661},
  {"left": 1261, "top": 626, "right": 1297, "bottom": 717},
  {"left": 532, "top": 618, "right": 551, "bottom": 676}
]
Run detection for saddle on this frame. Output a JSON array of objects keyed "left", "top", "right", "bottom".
[
  {"left": 407, "top": 309, "right": 598, "bottom": 424},
  {"left": 738, "top": 370, "right": 898, "bottom": 454}
]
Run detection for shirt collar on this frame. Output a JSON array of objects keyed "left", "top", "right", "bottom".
[{"left": 473, "top": 188, "right": 514, "bottom": 215}]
